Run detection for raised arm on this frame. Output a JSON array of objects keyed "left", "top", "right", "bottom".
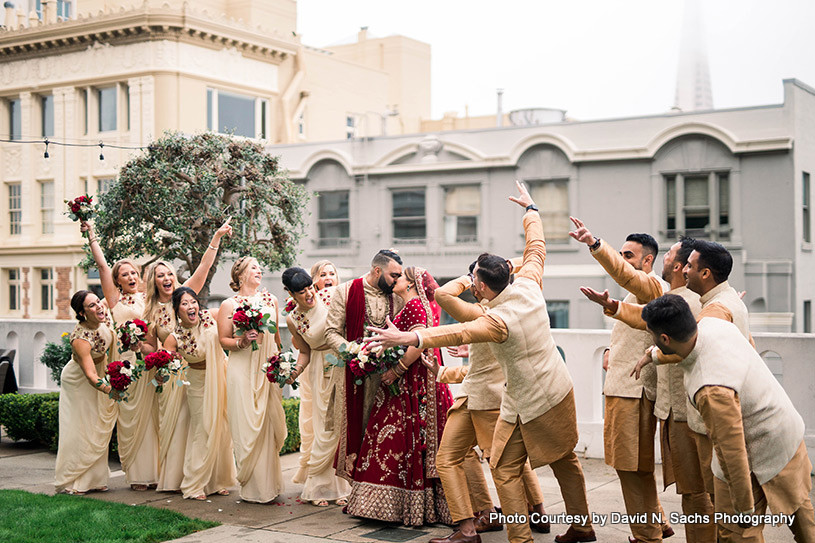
[
  {"left": 81, "top": 221, "right": 119, "bottom": 309},
  {"left": 508, "top": 182, "right": 546, "bottom": 287},
  {"left": 569, "top": 217, "right": 663, "bottom": 303},
  {"left": 695, "top": 386, "right": 755, "bottom": 516},
  {"left": 434, "top": 275, "right": 486, "bottom": 323},
  {"left": 183, "top": 218, "right": 232, "bottom": 294},
  {"left": 367, "top": 313, "right": 508, "bottom": 352}
]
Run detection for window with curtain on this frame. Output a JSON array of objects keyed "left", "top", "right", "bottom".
[
  {"left": 41, "top": 95, "right": 54, "bottom": 137},
  {"left": 9, "top": 98, "right": 21, "bottom": 140},
  {"left": 547, "top": 301, "right": 569, "bottom": 328},
  {"left": 98, "top": 86, "right": 117, "bottom": 132},
  {"left": 40, "top": 181, "right": 54, "bottom": 234},
  {"left": 443, "top": 185, "right": 480, "bottom": 244},
  {"left": 528, "top": 179, "right": 570, "bottom": 242}
]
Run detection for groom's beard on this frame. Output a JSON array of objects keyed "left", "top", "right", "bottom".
[{"left": 378, "top": 275, "right": 394, "bottom": 295}]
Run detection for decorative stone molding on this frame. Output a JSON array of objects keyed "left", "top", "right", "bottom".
[{"left": 418, "top": 135, "right": 443, "bottom": 163}]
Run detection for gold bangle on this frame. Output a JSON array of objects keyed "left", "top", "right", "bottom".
[
  {"left": 398, "top": 360, "right": 409, "bottom": 372},
  {"left": 88, "top": 237, "right": 97, "bottom": 244}
]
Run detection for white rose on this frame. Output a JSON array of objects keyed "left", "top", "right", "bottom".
[
  {"left": 358, "top": 353, "right": 369, "bottom": 364},
  {"left": 280, "top": 362, "right": 291, "bottom": 372},
  {"left": 121, "top": 367, "right": 132, "bottom": 377},
  {"left": 348, "top": 343, "right": 361, "bottom": 355}
]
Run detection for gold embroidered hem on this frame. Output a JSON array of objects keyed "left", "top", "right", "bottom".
[{"left": 345, "top": 481, "right": 453, "bottom": 526}]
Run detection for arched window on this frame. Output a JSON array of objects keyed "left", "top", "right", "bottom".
[{"left": 516, "top": 144, "right": 574, "bottom": 243}]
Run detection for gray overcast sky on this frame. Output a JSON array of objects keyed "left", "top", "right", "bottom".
[{"left": 297, "top": 0, "right": 815, "bottom": 121}]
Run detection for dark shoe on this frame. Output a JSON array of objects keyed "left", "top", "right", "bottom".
[
  {"left": 529, "top": 517, "right": 550, "bottom": 534},
  {"left": 428, "top": 530, "right": 481, "bottom": 543},
  {"left": 473, "top": 512, "right": 502, "bottom": 533},
  {"left": 663, "top": 525, "right": 675, "bottom": 539},
  {"left": 555, "top": 526, "right": 597, "bottom": 543}
]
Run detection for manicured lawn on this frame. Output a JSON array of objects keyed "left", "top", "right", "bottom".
[{"left": 0, "top": 490, "right": 218, "bottom": 543}]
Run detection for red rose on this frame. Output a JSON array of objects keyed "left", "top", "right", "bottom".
[{"left": 233, "top": 312, "right": 250, "bottom": 326}]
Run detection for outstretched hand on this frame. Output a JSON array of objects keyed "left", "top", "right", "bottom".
[
  {"left": 365, "top": 316, "right": 417, "bottom": 351},
  {"left": 630, "top": 349, "right": 654, "bottom": 380},
  {"left": 215, "top": 217, "right": 233, "bottom": 239},
  {"left": 508, "top": 180, "right": 535, "bottom": 209},
  {"left": 446, "top": 345, "right": 469, "bottom": 358},
  {"left": 579, "top": 287, "right": 618, "bottom": 314},
  {"left": 420, "top": 352, "right": 441, "bottom": 377},
  {"left": 568, "top": 216, "right": 597, "bottom": 246}
]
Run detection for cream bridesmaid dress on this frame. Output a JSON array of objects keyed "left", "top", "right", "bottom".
[
  {"left": 226, "top": 291, "right": 288, "bottom": 503},
  {"left": 112, "top": 292, "right": 159, "bottom": 486},
  {"left": 153, "top": 301, "right": 190, "bottom": 492},
  {"left": 171, "top": 310, "right": 237, "bottom": 498},
  {"left": 288, "top": 287, "right": 350, "bottom": 502},
  {"left": 55, "top": 320, "right": 118, "bottom": 493}
]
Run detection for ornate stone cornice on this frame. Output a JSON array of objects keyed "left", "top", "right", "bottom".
[{"left": 0, "top": 3, "right": 299, "bottom": 62}]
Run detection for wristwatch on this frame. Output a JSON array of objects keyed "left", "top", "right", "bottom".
[
  {"left": 589, "top": 237, "right": 601, "bottom": 251},
  {"left": 525, "top": 204, "right": 539, "bottom": 212}
]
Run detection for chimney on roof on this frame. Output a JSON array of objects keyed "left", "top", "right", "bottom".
[
  {"left": 358, "top": 26, "right": 368, "bottom": 42},
  {"left": 496, "top": 89, "right": 504, "bottom": 127}
]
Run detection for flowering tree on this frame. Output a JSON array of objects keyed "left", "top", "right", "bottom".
[{"left": 83, "top": 131, "right": 308, "bottom": 301}]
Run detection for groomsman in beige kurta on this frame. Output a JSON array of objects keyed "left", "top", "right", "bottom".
[
  {"left": 569, "top": 217, "right": 671, "bottom": 543},
  {"left": 581, "top": 237, "right": 716, "bottom": 542},
  {"left": 369, "top": 182, "right": 595, "bottom": 543},
  {"left": 613, "top": 240, "right": 755, "bottom": 512},
  {"left": 640, "top": 295, "right": 815, "bottom": 542},
  {"left": 426, "top": 261, "right": 549, "bottom": 543}
]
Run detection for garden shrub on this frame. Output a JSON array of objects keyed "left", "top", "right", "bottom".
[
  {"left": 39, "top": 333, "right": 72, "bottom": 386},
  {"left": 281, "top": 398, "right": 301, "bottom": 455}
]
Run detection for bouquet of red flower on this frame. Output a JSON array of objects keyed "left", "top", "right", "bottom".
[
  {"left": 232, "top": 302, "right": 276, "bottom": 351},
  {"left": 65, "top": 195, "right": 95, "bottom": 237},
  {"left": 326, "top": 340, "right": 407, "bottom": 396},
  {"left": 116, "top": 319, "right": 149, "bottom": 360},
  {"left": 143, "top": 349, "right": 187, "bottom": 393},
  {"left": 262, "top": 350, "right": 299, "bottom": 389},
  {"left": 281, "top": 297, "right": 297, "bottom": 316},
  {"left": 97, "top": 359, "right": 139, "bottom": 402}
]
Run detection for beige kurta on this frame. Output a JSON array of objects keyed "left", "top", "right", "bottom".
[
  {"left": 153, "top": 301, "right": 190, "bottom": 492},
  {"left": 172, "top": 310, "right": 237, "bottom": 499},
  {"left": 111, "top": 292, "right": 159, "bottom": 485},
  {"left": 288, "top": 287, "right": 351, "bottom": 501},
  {"left": 325, "top": 276, "right": 404, "bottom": 481},
  {"left": 55, "top": 321, "right": 118, "bottom": 493},
  {"left": 226, "top": 290, "right": 288, "bottom": 503}
]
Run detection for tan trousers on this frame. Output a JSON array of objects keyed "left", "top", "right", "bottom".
[
  {"left": 661, "top": 417, "right": 716, "bottom": 543},
  {"left": 436, "top": 399, "right": 544, "bottom": 523},
  {"left": 491, "top": 420, "right": 591, "bottom": 543}
]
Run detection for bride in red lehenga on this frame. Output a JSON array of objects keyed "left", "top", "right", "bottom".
[{"left": 344, "top": 266, "right": 454, "bottom": 526}]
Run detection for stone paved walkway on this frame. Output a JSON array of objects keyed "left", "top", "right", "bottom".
[{"left": 0, "top": 433, "right": 805, "bottom": 542}]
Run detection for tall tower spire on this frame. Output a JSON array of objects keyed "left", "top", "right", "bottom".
[{"left": 674, "top": 0, "right": 713, "bottom": 111}]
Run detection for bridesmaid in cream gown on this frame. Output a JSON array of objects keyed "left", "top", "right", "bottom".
[
  {"left": 283, "top": 267, "right": 350, "bottom": 507},
  {"left": 163, "top": 287, "right": 237, "bottom": 500},
  {"left": 143, "top": 219, "right": 232, "bottom": 492},
  {"left": 55, "top": 291, "right": 119, "bottom": 494},
  {"left": 291, "top": 260, "right": 339, "bottom": 491},
  {"left": 217, "top": 256, "right": 287, "bottom": 503},
  {"left": 82, "top": 221, "right": 158, "bottom": 491}
]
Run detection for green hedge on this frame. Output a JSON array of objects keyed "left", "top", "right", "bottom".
[{"left": 0, "top": 393, "right": 302, "bottom": 456}]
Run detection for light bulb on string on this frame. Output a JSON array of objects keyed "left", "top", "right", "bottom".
[
  {"left": 43, "top": 138, "right": 49, "bottom": 159},
  {"left": 99, "top": 142, "right": 104, "bottom": 161}
]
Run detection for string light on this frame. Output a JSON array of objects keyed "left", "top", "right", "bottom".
[
  {"left": 99, "top": 142, "right": 104, "bottom": 161},
  {"left": 43, "top": 138, "right": 49, "bottom": 159},
  {"left": 0, "top": 136, "right": 149, "bottom": 157}
]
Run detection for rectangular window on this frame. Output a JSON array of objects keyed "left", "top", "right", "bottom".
[
  {"left": 260, "top": 100, "right": 267, "bottom": 139},
  {"left": 9, "top": 98, "right": 21, "bottom": 140},
  {"left": 41, "top": 95, "right": 54, "bottom": 137},
  {"left": 87, "top": 269, "right": 103, "bottom": 301},
  {"left": 346, "top": 115, "right": 356, "bottom": 139},
  {"left": 547, "top": 301, "right": 569, "bottom": 328},
  {"left": 80, "top": 88, "right": 88, "bottom": 135},
  {"left": 664, "top": 172, "right": 730, "bottom": 240},
  {"left": 529, "top": 179, "right": 570, "bottom": 242},
  {"left": 98, "top": 86, "right": 117, "bottom": 132},
  {"left": 317, "top": 190, "right": 350, "bottom": 247},
  {"left": 8, "top": 183, "right": 21, "bottom": 235},
  {"left": 124, "top": 84, "right": 130, "bottom": 131},
  {"left": 804, "top": 172, "right": 811, "bottom": 243},
  {"left": 39, "top": 268, "right": 54, "bottom": 312},
  {"left": 7, "top": 269, "right": 21, "bottom": 312},
  {"left": 57, "top": 0, "right": 72, "bottom": 19},
  {"left": 40, "top": 181, "right": 54, "bottom": 234},
  {"left": 217, "top": 90, "right": 255, "bottom": 138},
  {"left": 97, "top": 178, "right": 112, "bottom": 195},
  {"left": 443, "top": 185, "right": 480, "bottom": 244},
  {"left": 207, "top": 89, "right": 214, "bottom": 131},
  {"left": 392, "top": 189, "right": 426, "bottom": 243},
  {"left": 804, "top": 300, "right": 812, "bottom": 334}
]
